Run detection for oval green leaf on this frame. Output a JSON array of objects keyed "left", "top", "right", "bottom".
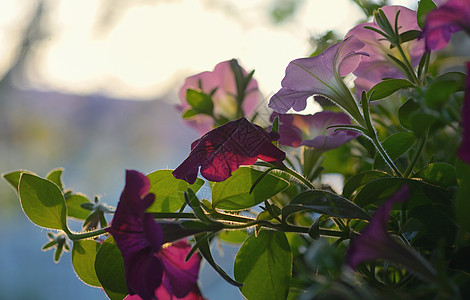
[
  {"left": 46, "top": 168, "right": 64, "bottom": 190},
  {"left": 234, "top": 230, "right": 292, "bottom": 300},
  {"left": 95, "top": 236, "right": 128, "bottom": 300},
  {"left": 374, "top": 131, "right": 415, "bottom": 169},
  {"left": 72, "top": 240, "right": 101, "bottom": 287},
  {"left": 147, "top": 170, "right": 204, "bottom": 213},
  {"left": 18, "top": 173, "right": 68, "bottom": 230},
  {"left": 413, "top": 162, "right": 457, "bottom": 188},
  {"left": 2, "top": 170, "right": 34, "bottom": 192},
  {"left": 282, "top": 190, "right": 370, "bottom": 220},
  {"left": 212, "top": 167, "right": 289, "bottom": 210},
  {"left": 343, "top": 170, "right": 390, "bottom": 198},
  {"left": 367, "top": 79, "right": 413, "bottom": 101},
  {"left": 353, "top": 177, "right": 451, "bottom": 208},
  {"left": 398, "top": 98, "right": 420, "bottom": 130},
  {"left": 66, "top": 193, "right": 91, "bottom": 219}
]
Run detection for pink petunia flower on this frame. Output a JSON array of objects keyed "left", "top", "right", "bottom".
[
  {"left": 107, "top": 170, "right": 204, "bottom": 300},
  {"left": 346, "top": 5, "right": 425, "bottom": 95},
  {"left": 271, "top": 111, "right": 361, "bottom": 151},
  {"left": 178, "top": 60, "right": 260, "bottom": 134},
  {"left": 421, "top": 0, "right": 470, "bottom": 51},
  {"left": 268, "top": 36, "right": 367, "bottom": 127},
  {"left": 173, "top": 117, "right": 286, "bottom": 184},
  {"left": 457, "top": 62, "right": 470, "bottom": 163}
]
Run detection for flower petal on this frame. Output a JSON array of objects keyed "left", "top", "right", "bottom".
[
  {"left": 347, "top": 185, "right": 409, "bottom": 268},
  {"left": 173, "top": 117, "right": 285, "bottom": 183},
  {"left": 422, "top": 0, "right": 470, "bottom": 50},
  {"left": 159, "top": 241, "right": 202, "bottom": 298}
]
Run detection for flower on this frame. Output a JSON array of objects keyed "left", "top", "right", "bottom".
[
  {"left": 268, "top": 36, "right": 367, "bottom": 127},
  {"left": 173, "top": 117, "right": 286, "bottom": 184},
  {"left": 107, "top": 170, "right": 203, "bottom": 300},
  {"left": 178, "top": 59, "right": 260, "bottom": 134},
  {"left": 271, "top": 111, "right": 361, "bottom": 151},
  {"left": 347, "top": 186, "right": 436, "bottom": 281},
  {"left": 457, "top": 62, "right": 470, "bottom": 163},
  {"left": 421, "top": 0, "right": 470, "bottom": 51},
  {"left": 346, "top": 6, "right": 425, "bottom": 95}
]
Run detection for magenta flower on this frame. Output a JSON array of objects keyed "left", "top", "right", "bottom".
[
  {"left": 173, "top": 117, "right": 286, "bottom": 184},
  {"left": 346, "top": 5, "right": 425, "bottom": 95},
  {"left": 347, "top": 186, "right": 410, "bottom": 269},
  {"left": 271, "top": 111, "right": 361, "bottom": 151},
  {"left": 107, "top": 170, "right": 203, "bottom": 300},
  {"left": 268, "top": 36, "right": 367, "bottom": 127},
  {"left": 422, "top": 0, "right": 470, "bottom": 51},
  {"left": 178, "top": 60, "right": 260, "bottom": 134},
  {"left": 347, "top": 186, "right": 436, "bottom": 281},
  {"left": 457, "top": 62, "right": 470, "bottom": 163}
]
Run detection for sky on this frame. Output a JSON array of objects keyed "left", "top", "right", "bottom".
[{"left": 1, "top": 0, "right": 416, "bottom": 102}]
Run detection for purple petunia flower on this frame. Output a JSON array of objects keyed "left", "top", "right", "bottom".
[
  {"left": 107, "top": 170, "right": 203, "bottom": 300},
  {"left": 457, "top": 62, "right": 470, "bottom": 163},
  {"left": 178, "top": 60, "right": 260, "bottom": 134},
  {"left": 271, "top": 111, "right": 361, "bottom": 151},
  {"left": 268, "top": 36, "right": 368, "bottom": 127},
  {"left": 173, "top": 117, "right": 286, "bottom": 184},
  {"left": 346, "top": 6, "right": 425, "bottom": 95},
  {"left": 347, "top": 186, "right": 436, "bottom": 281},
  {"left": 422, "top": 0, "right": 470, "bottom": 51}
]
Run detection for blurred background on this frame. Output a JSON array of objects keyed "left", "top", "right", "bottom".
[{"left": 0, "top": 0, "right": 414, "bottom": 299}]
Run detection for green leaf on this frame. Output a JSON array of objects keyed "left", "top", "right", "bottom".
[
  {"left": 195, "top": 233, "right": 243, "bottom": 287},
  {"left": 398, "top": 98, "right": 421, "bottom": 130},
  {"left": 425, "top": 79, "right": 461, "bottom": 109},
  {"left": 182, "top": 108, "right": 199, "bottom": 119},
  {"left": 72, "top": 240, "right": 101, "bottom": 287},
  {"left": 417, "top": 0, "right": 437, "bottom": 29},
  {"left": 367, "top": 79, "right": 413, "bottom": 101},
  {"left": 146, "top": 170, "right": 204, "bottom": 213},
  {"left": 95, "top": 236, "right": 128, "bottom": 300},
  {"left": 212, "top": 167, "right": 289, "bottom": 210},
  {"left": 343, "top": 170, "right": 390, "bottom": 198},
  {"left": 374, "top": 132, "right": 415, "bottom": 169},
  {"left": 413, "top": 162, "right": 457, "bottom": 188},
  {"left": 46, "top": 168, "right": 64, "bottom": 190},
  {"left": 2, "top": 170, "right": 33, "bottom": 191},
  {"left": 218, "top": 230, "right": 248, "bottom": 244},
  {"left": 234, "top": 230, "right": 292, "bottom": 300},
  {"left": 18, "top": 173, "right": 68, "bottom": 230},
  {"left": 282, "top": 190, "right": 370, "bottom": 220},
  {"left": 456, "top": 160, "right": 470, "bottom": 233},
  {"left": 65, "top": 194, "right": 91, "bottom": 219},
  {"left": 398, "top": 30, "right": 421, "bottom": 44},
  {"left": 353, "top": 177, "right": 450, "bottom": 208},
  {"left": 410, "top": 111, "right": 438, "bottom": 137},
  {"left": 186, "top": 89, "right": 214, "bottom": 115}
]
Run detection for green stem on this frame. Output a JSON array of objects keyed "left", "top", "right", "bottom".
[
  {"left": 396, "top": 43, "right": 419, "bottom": 85},
  {"left": 67, "top": 228, "right": 108, "bottom": 241},
  {"left": 371, "top": 135, "right": 403, "bottom": 177},
  {"left": 404, "top": 132, "right": 427, "bottom": 177},
  {"left": 280, "top": 162, "right": 316, "bottom": 190},
  {"left": 361, "top": 93, "right": 402, "bottom": 177}
]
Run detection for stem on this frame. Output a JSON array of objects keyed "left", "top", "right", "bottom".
[
  {"left": 396, "top": 43, "right": 419, "bottom": 85},
  {"left": 361, "top": 94, "right": 402, "bottom": 177},
  {"left": 404, "top": 132, "right": 427, "bottom": 177},
  {"left": 154, "top": 210, "right": 344, "bottom": 238},
  {"left": 371, "top": 135, "right": 403, "bottom": 177},
  {"left": 280, "top": 162, "right": 316, "bottom": 190},
  {"left": 67, "top": 228, "right": 108, "bottom": 241}
]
